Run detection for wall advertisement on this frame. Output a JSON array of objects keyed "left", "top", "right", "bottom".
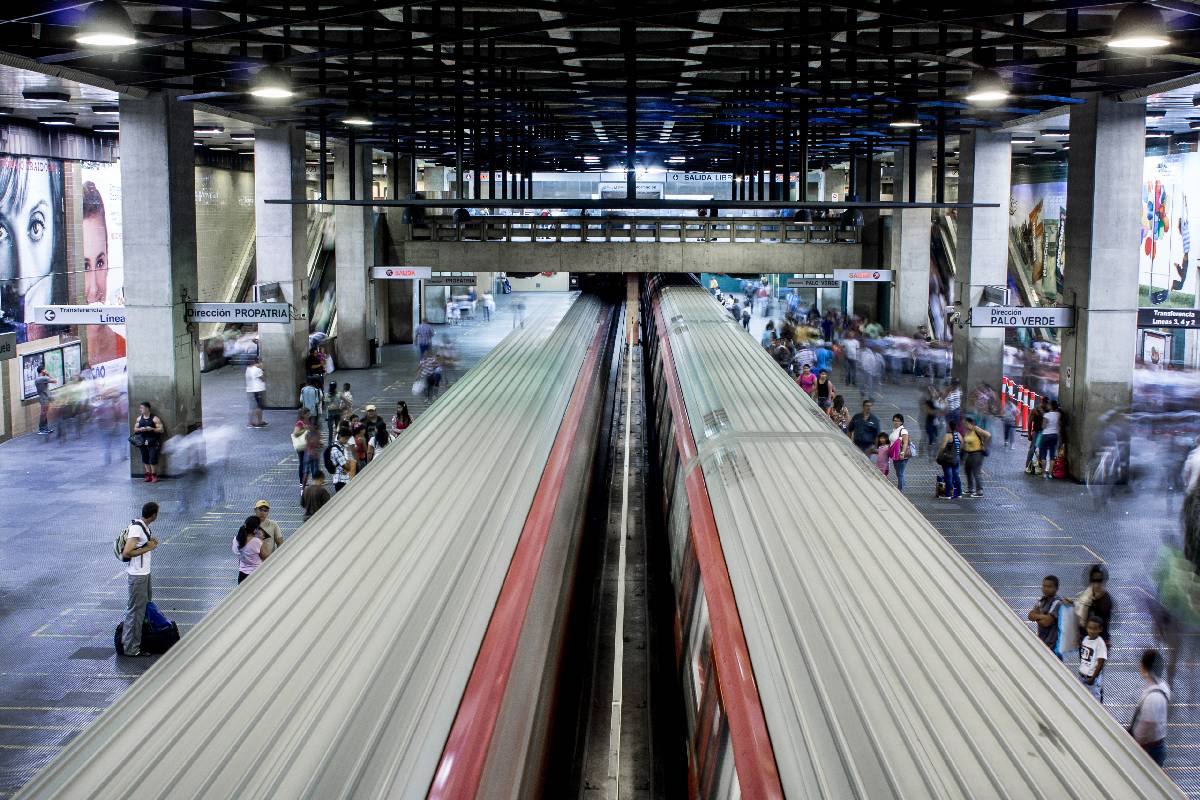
[
  {"left": 20, "top": 342, "right": 81, "bottom": 400},
  {"left": 79, "top": 161, "right": 126, "bottom": 365},
  {"left": 0, "top": 156, "right": 67, "bottom": 343},
  {"left": 1140, "top": 152, "right": 1200, "bottom": 308},
  {"left": 1009, "top": 181, "right": 1067, "bottom": 306}
]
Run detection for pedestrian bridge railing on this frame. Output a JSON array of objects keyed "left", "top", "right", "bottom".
[{"left": 409, "top": 215, "right": 862, "bottom": 245}]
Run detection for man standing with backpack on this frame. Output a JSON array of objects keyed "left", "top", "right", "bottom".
[
  {"left": 325, "top": 427, "right": 355, "bottom": 492},
  {"left": 119, "top": 502, "right": 159, "bottom": 657}
]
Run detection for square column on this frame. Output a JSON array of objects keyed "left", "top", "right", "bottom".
[
  {"left": 254, "top": 125, "right": 308, "bottom": 406},
  {"left": 334, "top": 143, "right": 373, "bottom": 369},
  {"left": 119, "top": 91, "right": 201, "bottom": 471},
  {"left": 952, "top": 130, "right": 1011, "bottom": 393},
  {"left": 1060, "top": 94, "right": 1145, "bottom": 478},
  {"left": 891, "top": 141, "right": 934, "bottom": 336}
]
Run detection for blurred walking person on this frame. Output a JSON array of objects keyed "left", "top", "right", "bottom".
[{"left": 1129, "top": 649, "right": 1171, "bottom": 766}]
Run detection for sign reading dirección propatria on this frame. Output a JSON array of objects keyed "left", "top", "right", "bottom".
[{"left": 186, "top": 303, "right": 292, "bottom": 324}]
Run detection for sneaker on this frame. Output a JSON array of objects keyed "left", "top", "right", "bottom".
[
  {"left": 974, "top": 491, "right": 984, "bottom": 497},
  {"left": 122, "top": 649, "right": 150, "bottom": 657}
]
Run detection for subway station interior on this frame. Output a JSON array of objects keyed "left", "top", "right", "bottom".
[{"left": 3, "top": 1, "right": 1200, "bottom": 797}]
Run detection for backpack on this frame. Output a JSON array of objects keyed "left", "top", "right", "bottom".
[
  {"left": 323, "top": 442, "right": 345, "bottom": 474},
  {"left": 114, "top": 520, "right": 147, "bottom": 563}
]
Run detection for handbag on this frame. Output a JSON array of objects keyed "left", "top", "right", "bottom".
[{"left": 128, "top": 433, "right": 146, "bottom": 448}]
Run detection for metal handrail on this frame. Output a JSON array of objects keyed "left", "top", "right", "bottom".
[{"left": 411, "top": 215, "right": 861, "bottom": 244}]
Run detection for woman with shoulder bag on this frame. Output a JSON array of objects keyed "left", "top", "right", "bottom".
[
  {"left": 290, "top": 410, "right": 311, "bottom": 489},
  {"left": 961, "top": 416, "right": 992, "bottom": 498},
  {"left": 131, "top": 401, "right": 164, "bottom": 483},
  {"left": 936, "top": 424, "right": 964, "bottom": 500},
  {"left": 888, "top": 414, "right": 913, "bottom": 491},
  {"left": 232, "top": 516, "right": 268, "bottom": 584}
]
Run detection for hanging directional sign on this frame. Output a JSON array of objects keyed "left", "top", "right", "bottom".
[
  {"left": 1137, "top": 307, "right": 1200, "bottom": 328},
  {"left": 833, "top": 269, "right": 893, "bottom": 282},
  {"left": 33, "top": 305, "right": 126, "bottom": 325},
  {"left": 428, "top": 275, "right": 478, "bottom": 286},
  {"left": 371, "top": 266, "right": 433, "bottom": 280},
  {"left": 186, "top": 303, "right": 292, "bottom": 324},
  {"left": 787, "top": 278, "right": 840, "bottom": 288},
  {"left": 969, "top": 306, "right": 1075, "bottom": 328},
  {"left": 0, "top": 331, "right": 15, "bottom": 362}
]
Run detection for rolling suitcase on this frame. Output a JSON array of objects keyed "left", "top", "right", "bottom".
[{"left": 114, "top": 602, "right": 181, "bottom": 656}]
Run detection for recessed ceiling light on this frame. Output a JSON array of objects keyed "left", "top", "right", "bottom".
[
  {"left": 1011, "top": 134, "right": 1036, "bottom": 144},
  {"left": 343, "top": 102, "right": 372, "bottom": 127},
  {"left": 889, "top": 104, "right": 920, "bottom": 129},
  {"left": 1032, "top": 149, "right": 1057, "bottom": 155},
  {"left": 23, "top": 90, "right": 71, "bottom": 103},
  {"left": 1043, "top": 130, "right": 1069, "bottom": 138},
  {"left": 75, "top": 0, "right": 138, "bottom": 47},
  {"left": 1147, "top": 131, "right": 1170, "bottom": 138},
  {"left": 194, "top": 125, "right": 223, "bottom": 135},
  {"left": 208, "top": 146, "right": 232, "bottom": 151},
  {"left": 230, "top": 132, "right": 255, "bottom": 141},
  {"left": 93, "top": 125, "right": 118, "bottom": 134},
  {"left": 38, "top": 116, "right": 75, "bottom": 126}
]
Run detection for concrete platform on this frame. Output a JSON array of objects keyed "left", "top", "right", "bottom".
[{"left": 0, "top": 292, "right": 575, "bottom": 798}]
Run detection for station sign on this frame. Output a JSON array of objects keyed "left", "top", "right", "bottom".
[
  {"left": 833, "top": 269, "right": 893, "bottom": 283},
  {"left": 0, "top": 331, "right": 14, "bottom": 362},
  {"left": 33, "top": 305, "right": 126, "bottom": 325},
  {"left": 970, "top": 306, "right": 1074, "bottom": 328},
  {"left": 787, "top": 278, "right": 840, "bottom": 288},
  {"left": 666, "top": 171, "right": 724, "bottom": 183},
  {"left": 186, "top": 303, "right": 292, "bottom": 324},
  {"left": 428, "top": 275, "right": 478, "bottom": 286},
  {"left": 371, "top": 266, "right": 433, "bottom": 280},
  {"left": 1137, "top": 307, "right": 1200, "bottom": 329}
]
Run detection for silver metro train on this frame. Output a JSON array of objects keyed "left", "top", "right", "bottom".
[{"left": 642, "top": 275, "right": 1182, "bottom": 799}]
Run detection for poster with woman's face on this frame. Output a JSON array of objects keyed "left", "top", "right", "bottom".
[
  {"left": 80, "top": 161, "right": 125, "bottom": 365},
  {"left": 0, "top": 156, "right": 66, "bottom": 343}
]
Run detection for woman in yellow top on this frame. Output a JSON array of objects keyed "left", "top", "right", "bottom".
[{"left": 961, "top": 417, "right": 992, "bottom": 498}]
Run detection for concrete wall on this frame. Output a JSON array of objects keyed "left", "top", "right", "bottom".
[{"left": 396, "top": 241, "right": 862, "bottom": 274}]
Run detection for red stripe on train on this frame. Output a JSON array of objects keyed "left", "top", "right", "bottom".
[
  {"left": 651, "top": 294, "right": 786, "bottom": 799},
  {"left": 428, "top": 313, "right": 609, "bottom": 799}
]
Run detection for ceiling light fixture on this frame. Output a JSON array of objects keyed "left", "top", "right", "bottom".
[
  {"left": 23, "top": 90, "right": 71, "bottom": 103},
  {"left": 1043, "top": 130, "right": 1069, "bottom": 138},
  {"left": 964, "top": 69, "right": 1009, "bottom": 104},
  {"left": 1107, "top": 3, "right": 1170, "bottom": 50},
  {"left": 249, "top": 64, "right": 294, "bottom": 100},
  {"left": 1011, "top": 134, "right": 1037, "bottom": 144},
  {"left": 888, "top": 104, "right": 921, "bottom": 129},
  {"left": 93, "top": 125, "right": 118, "bottom": 134},
  {"left": 92, "top": 104, "right": 119, "bottom": 115},
  {"left": 230, "top": 132, "right": 255, "bottom": 141},
  {"left": 208, "top": 146, "right": 232, "bottom": 151},
  {"left": 343, "top": 103, "right": 372, "bottom": 127},
  {"left": 38, "top": 116, "right": 75, "bottom": 127},
  {"left": 75, "top": 0, "right": 138, "bottom": 47},
  {"left": 194, "top": 125, "right": 223, "bottom": 135}
]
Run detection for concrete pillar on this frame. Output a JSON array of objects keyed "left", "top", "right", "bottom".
[
  {"left": 1060, "top": 94, "right": 1145, "bottom": 479},
  {"left": 384, "top": 153, "right": 413, "bottom": 256},
  {"left": 254, "top": 125, "right": 307, "bottom": 407},
  {"left": 334, "top": 143, "right": 373, "bottom": 369},
  {"left": 891, "top": 141, "right": 934, "bottom": 335},
  {"left": 952, "top": 130, "right": 1011, "bottom": 393},
  {"left": 119, "top": 91, "right": 201, "bottom": 472},
  {"left": 386, "top": 280, "right": 416, "bottom": 343}
]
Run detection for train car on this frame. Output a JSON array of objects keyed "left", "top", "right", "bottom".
[
  {"left": 16, "top": 296, "right": 615, "bottom": 800},
  {"left": 642, "top": 275, "right": 1183, "bottom": 799}
]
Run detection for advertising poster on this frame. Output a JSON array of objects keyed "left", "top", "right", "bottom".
[
  {"left": 0, "top": 156, "right": 67, "bottom": 343},
  {"left": 1010, "top": 181, "right": 1067, "bottom": 304},
  {"left": 79, "top": 161, "right": 126, "bottom": 365},
  {"left": 1141, "top": 153, "right": 1200, "bottom": 307},
  {"left": 20, "top": 342, "right": 81, "bottom": 400}
]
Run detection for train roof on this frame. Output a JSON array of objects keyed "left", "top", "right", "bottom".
[{"left": 654, "top": 283, "right": 1182, "bottom": 799}]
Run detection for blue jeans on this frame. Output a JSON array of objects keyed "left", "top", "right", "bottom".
[
  {"left": 893, "top": 457, "right": 908, "bottom": 491},
  {"left": 1038, "top": 433, "right": 1059, "bottom": 462},
  {"left": 943, "top": 464, "right": 962, "bottom": 497}
]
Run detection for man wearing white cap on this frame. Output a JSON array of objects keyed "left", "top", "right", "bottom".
[{"left": 253, "top": 499, "right": 284, "bottom": 558}]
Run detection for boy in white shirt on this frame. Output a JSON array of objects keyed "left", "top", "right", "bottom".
[{"left": 1079, "top": 615, "right": 1108, "bottom": 703}]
